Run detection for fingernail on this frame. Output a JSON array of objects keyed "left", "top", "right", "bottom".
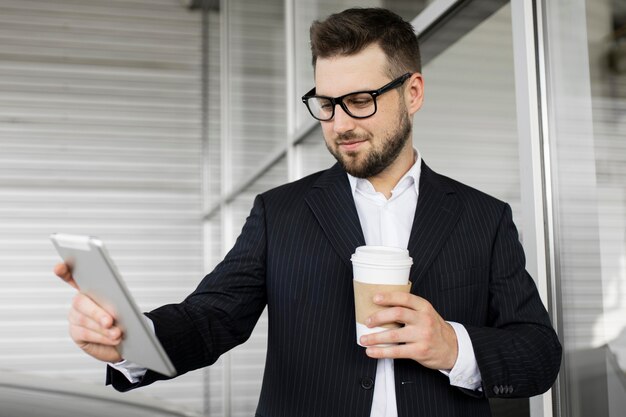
[
  {"left": 365, "top": 317, "right": 372, "bottom": 325},
  {"left": 373, "top": 294, "right": 383, "bottom": 303}
]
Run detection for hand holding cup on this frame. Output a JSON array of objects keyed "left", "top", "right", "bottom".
[
  {"left": 351, "top": 246, "right": 458, "bottom": 370},
  {"left": 351, "top": 246, "right": 412, "bottom": 347}
]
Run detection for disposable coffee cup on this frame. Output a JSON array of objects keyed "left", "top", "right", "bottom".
[{"left": 351, "top": 246, "right": 413, "bottom": 347}]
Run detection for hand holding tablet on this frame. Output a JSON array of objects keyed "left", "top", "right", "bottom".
[{"left": 51, "top": 233, "right": 176, "bottom": 377}]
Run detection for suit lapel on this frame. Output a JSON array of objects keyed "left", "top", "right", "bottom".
[
  {"left": 408, "top": 162, "right": 463, "bottom": 287},
  {"left": 305, "top": 163, "right": 365, "bottom": 269},
  {"left": 304, "top": 161, "right": 462, "bottom": 279}
]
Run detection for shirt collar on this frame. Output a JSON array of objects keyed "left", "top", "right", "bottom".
[{"left": 347, "top": 149, "right": 422, "bottom": 198}]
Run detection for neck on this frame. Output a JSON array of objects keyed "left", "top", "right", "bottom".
[{"left": 367, "top": 144, "right": 415, "bottom": 199}]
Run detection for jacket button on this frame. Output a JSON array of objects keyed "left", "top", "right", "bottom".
[{"left": 360, "top": 377, "right": 374, "bottom": 390}]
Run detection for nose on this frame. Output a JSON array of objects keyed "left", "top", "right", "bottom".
[{"left": 331, "top": 104, "right": 356, "bottom": 135}]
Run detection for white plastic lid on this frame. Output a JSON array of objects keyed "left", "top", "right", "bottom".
[{"left": 350, "top": 245, "right": 413, "bottom": 268}]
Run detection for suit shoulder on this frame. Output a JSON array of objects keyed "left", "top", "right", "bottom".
[{"left": 432, "top": 170, "right": 507, "bottom": 211}]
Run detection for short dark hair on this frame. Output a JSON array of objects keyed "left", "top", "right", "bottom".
[{"left": 309, "top": 8, "right": 421, "bottom": 77}]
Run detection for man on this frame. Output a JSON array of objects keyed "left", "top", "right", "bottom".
[{"left": 55, "top": 8, "right": 561, "bottom": 417}]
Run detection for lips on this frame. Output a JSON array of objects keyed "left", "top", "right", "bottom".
[{"left": 338, "top": 139, "right": 367, "bottom": 151}]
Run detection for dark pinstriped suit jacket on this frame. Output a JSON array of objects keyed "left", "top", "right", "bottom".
[{"left": 108, "top": 161, "right": 562, "bottom": 417}]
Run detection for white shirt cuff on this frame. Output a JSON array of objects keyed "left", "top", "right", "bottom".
[
  {"left": 107, "top": 316, "right": 153, "bottom": 384},
  {"left": 109, "top": 359, "right": 148, "bottom": 384},
  {"left": 439, "top": 321, "right": 482, "bottom": 391}
]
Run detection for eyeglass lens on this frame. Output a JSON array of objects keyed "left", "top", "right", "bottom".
[{"left": 308, "top": 92, "right": 376, "bottom": 121}]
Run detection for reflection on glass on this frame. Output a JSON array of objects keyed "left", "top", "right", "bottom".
[
  {"left": 416, "top": 4, "right": 521, "bottom": 223},
  {"left": 546, "top": 0, "right": 626, "bottom": 415}
]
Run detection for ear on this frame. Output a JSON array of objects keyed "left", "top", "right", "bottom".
[{"left": 404, "top": 73, "right": 424, "bottom": 116}]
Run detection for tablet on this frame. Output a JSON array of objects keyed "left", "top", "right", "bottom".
[{"left": 50, "top": 233, "right": 176, "bottom": 377}]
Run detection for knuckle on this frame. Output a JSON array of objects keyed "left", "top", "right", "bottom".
[
  {"left": 76, "top": 313, "right": 89, "bottom": 327},
  {"left": 78, "top": 327, "right": 89, "bottom": 341},
  {"left": 71, "top": 294, "right": 87, "bottom": 311},
  {"left": 422, "top": 313, "right": 435, "bottom": 328},
  {"left": 414, "top": 343, "right": 428, "bottom": 357},
  {"left": 392, "top": 308, "right": 403, "bottom": 322},
  {"left": 422, "top": 326, "right": 434, "bottom": 341},
  {"left": 387, "top": 346, "right": 398, "bottom": 357},
  {"left": 389, "top": 330, "right": 401, "bottom": 343}
]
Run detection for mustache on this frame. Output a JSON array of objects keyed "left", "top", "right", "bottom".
[{"left": 336, "top": 132, "right": 370, "bottom": 144}]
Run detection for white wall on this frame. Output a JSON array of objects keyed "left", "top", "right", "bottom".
[{"left": 0, "top": 0, "right": 205, "bottom": 412}]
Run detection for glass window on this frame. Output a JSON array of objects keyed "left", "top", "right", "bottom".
[
  {"left": 415, "top": 3, "right": 522, "bottom": 225},
  {"left": 226, "top": 0, "right": 286, "bottom": 181},
  {"left": 544, "top": 0, "right": 626, "bottom": 415}
]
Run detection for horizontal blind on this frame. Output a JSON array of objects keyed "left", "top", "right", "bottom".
[{"left": 0, "top": 0, "right": 205, "bottom": 413}]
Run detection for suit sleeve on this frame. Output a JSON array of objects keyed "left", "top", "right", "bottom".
[
  {"left": 108, "top": 194, "right": 269, "bottom": 391},
  {"left": 464, "top": 203, "right": 562, "bottom": 398}
]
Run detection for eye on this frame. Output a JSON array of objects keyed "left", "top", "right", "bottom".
[
  {"left": 346, "top": 94, "right": 373, "bottom": 108},
  {"left": 314, "top": 98, "right": 333, "bottom": 111}
]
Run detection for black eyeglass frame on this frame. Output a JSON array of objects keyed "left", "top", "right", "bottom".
[{"left": 301, "top": 72, "right": 413, "bottom": 121}]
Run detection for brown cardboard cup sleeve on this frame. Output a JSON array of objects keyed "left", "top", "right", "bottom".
[{"left": 353, "top": 281, "right": 412, "bottom": 329}]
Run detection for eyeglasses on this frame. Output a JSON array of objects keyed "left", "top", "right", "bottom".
[{"left": 301, "top": 73, "right": 412, "bottom": 121}]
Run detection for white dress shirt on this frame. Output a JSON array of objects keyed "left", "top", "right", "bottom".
[
  {"left": 347, "top": 151, "right": 481, "bottom": 417},
  {"left": 112, "top": 151, "right": 482, "bottom": 412}
]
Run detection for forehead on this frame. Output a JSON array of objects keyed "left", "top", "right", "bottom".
[{"left": 314, "top": 43, "right": 390, "bottom": 96}]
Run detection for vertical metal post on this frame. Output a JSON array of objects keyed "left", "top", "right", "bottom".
[
  {"left": 219, "top": 0, "right": 232, "bottom": 416},
  {"left": 285, "top": 0, "right": 299, "bottom": 181},
  {"left": 201, "top": 3, "right": 212, "bottom": 415},
  {"left": 510, "top": 0, "right": 554, "bottom": 415}
]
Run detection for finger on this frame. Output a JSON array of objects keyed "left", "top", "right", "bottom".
[
  {"left": 69, "top": 324, "right": 122, "bottom": 347},
  {"left": 79, "top": 343, "right": 123, "bottom": 363},
  {"left": 68, "top": 308, "right": 122, "bottom": 341},
  {"left": 69, "top": 324, "right": 123, "bottom": 363},
  {"left": 54, "top": 263, "right": 79, "bottom": 290},
  {"left": 71, "top": 293, "right": 115, "bottom": 329},
  {"left": 372, "top": 291, "right": 427, "bottom": 310},
  {"left": 367, "top": 306, "right": 415, "bottom": 329},
  {"left": 360, "top": 326, "right": 411, "bottom": 347},
  {"left": 364, "top": 342, "right": 415, "bottom": 360}
]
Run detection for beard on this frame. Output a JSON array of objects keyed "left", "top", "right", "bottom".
[{"left": 326, "top": 108, "right": 412, "bottom": 179}]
